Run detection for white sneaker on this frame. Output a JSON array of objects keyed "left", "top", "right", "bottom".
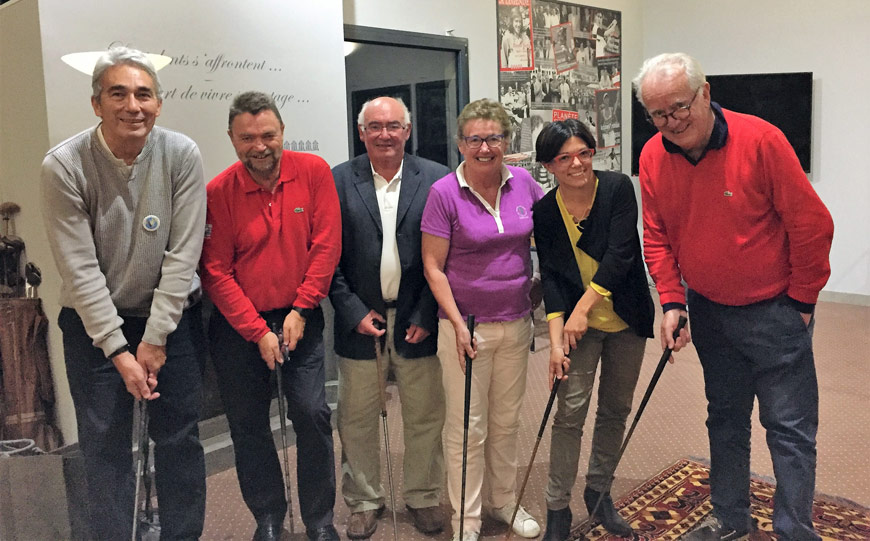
[
  {"left": 491, "top": 503, "right": 541, "bottom": 538},
  {"left": 451, "top": 531, "right": 480, "bottom": 541}
]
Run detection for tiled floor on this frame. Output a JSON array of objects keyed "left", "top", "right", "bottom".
[{"left": 201, "top": 298, "right": 870, "bottom": 540}]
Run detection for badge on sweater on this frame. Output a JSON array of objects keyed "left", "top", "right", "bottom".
[{"left": 143, "top": 215, "right": 160, "bottom": 232}]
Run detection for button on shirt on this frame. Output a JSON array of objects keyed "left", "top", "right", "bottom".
[{"left": 372, "top": 161, "right": 403, "bottom": 301}]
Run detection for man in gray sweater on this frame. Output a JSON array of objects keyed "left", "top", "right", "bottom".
[{"left": 41, "top": 46, "right": 207, "bottom": 540}]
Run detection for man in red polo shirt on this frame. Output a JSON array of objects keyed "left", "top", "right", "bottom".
[{"left": 200, "top": 91, "right": 341, "bottom": 541}]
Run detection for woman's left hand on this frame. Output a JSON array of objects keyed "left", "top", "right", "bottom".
[{"left": 563, "top": 310, "right": 588, "bottom": 350}]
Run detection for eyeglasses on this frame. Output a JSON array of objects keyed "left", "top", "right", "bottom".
[
  {"left": 551, "top": 148, "right": 595, "bottom": 166},
  {"left": 461, "top": 134, "right": 506, "bottom": 149},
  {"left": 645, "top": 90, "right": 700, "bottom": 127},
  {"left": 363, "top": 122, "right": 407, "bottom": 134}
]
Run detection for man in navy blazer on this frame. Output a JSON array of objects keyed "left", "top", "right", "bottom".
[{"left": 329, "top": 97, "right": 450, "bottom": 539}]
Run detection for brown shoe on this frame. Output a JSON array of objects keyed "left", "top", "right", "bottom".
[
  {"left": 407, "top": 505, "right": 445, "bottom": 534},
  {"left": 346, "top": 505, "right": 384, "bottom": 539}
]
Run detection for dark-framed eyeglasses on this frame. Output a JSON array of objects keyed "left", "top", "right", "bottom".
[
  {"left": 551, "top": 148, "right": 595, "bottom": 166},
  {"left": 363, "top": 122, "right": 407, "bottom": 134},
  {"left": 645, "top": 89, "right": 701, "bottom": 127},
  {"left": 461, "top": 134, "right": 506, "bottom": 149}
]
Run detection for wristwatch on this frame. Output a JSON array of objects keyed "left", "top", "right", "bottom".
[
  {"left": 108, "top": 344, "right": 131, "bottom": 360},
  {"left": 291, "top": 306, "right": 313, "bottom": 320}
]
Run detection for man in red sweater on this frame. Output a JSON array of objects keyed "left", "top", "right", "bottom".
[
  {"left": 633, "top": 53, "right": 833, "bottom": 541},
  {"left": 200, "top": 91, "right": 341, "bottom": 541}
]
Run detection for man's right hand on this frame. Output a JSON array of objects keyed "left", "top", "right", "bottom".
[
  {"left": 257, "top": 331, "right": 282, "bottom": 370},
  {"left": 355, "top": 310, "right": 386, "bottom": 337},
  {"left": 661, "top": 308, "right": 691, "bottom": 359},
  {"left": 113, "top": 351, "right": 159, "bottom": 400}
]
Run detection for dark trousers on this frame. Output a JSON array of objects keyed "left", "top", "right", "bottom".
[
  {"left": 209, "top": 307, "right": 336, "bottom": 531},
  {"left": 688, "top": 291, "right": 820, "bottom": 541},
  {"left": 59, "top": 305, "right": 206, "bottom": 541}
]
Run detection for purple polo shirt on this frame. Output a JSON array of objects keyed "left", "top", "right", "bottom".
[{"left": 421, "top": 164, "right": 543, "bottom": 322}]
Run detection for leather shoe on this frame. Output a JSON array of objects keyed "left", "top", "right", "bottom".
[
  {"left": 346, "top": 506, "right": 384, "bottom": 539},
  {"left": 543, "top": 506, "right": 572, "bottom": 541},
  {"left": 307, "top": 524, "right": 340, "bottom": 541},
  {"left": 252, "top": 518, "right": 286, "bottom": 541},
  {"left": 584, "top": 487, "right": 632, "bottom": 537},
  {"left": 407, "top": 504, "right": 445, "bottom": 533}
]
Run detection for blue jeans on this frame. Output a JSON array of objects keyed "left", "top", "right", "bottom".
[
  {"left": 688, "top": 291, "right": 820, "bottom": 541},
  {"left": 59, "top": 305, "right": 206, "bottom": 541},
  {"left": 208, "top": 306, "right": 336, "bottom": 531}
]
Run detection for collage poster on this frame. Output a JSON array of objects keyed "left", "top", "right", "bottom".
[{"left": 496, "top": 0, "right": 621, "bottom": 189}]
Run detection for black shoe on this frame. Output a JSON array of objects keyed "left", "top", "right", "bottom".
[
  {"left": 584, "top": 487, "right": 632, "bottom": 537},
  {"left": 542, "top": 506, "right": 572, "bottom": 541},
  {"left": 252, "top": 517, "right": 286, "bottom": 541},
  {"left": 683, "top": 515, "right": 750, "bottom": 541},
  {"left": 307, "top": 524, "right": 340, "bottom": 541}
]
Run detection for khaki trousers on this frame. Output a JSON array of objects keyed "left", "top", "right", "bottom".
[
  {"left": 337, "top": 309, "right": 445, "bottom": 512},
  {"left": 438, "top": 316, "right": 532, "bottom": 534}
]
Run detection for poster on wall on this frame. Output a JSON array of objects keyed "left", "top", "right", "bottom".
[{"left": 496, "top": 0, "right": 621, "bottom": 187}]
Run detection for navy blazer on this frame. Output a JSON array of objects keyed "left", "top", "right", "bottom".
[
  {"left": 329, "top": 153, "right": 450, "bottom": 359},
  {"left": 532, "top": 170, "right": 654, "bottom": 339}
]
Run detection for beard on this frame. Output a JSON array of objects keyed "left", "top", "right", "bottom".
[{"left": 243, "top": 149, "right": 280, "bottom": 177}]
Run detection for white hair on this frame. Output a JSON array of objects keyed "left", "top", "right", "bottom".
[
  {"left": 92, "top": 46, "right": 161, "bottom": 101},
  {"left": 357, "top": 97, "right": 411, "bottom": 126},
  {"left": 632, "top": 52, "right": 706, "bottom": 107}
]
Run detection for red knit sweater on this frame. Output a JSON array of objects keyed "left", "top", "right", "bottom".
[{"left": 639, "top": 109, "right": 833, "bottom": 308}]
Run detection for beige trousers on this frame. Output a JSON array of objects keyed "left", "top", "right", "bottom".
[{"left": 438, "top": 315, "right": 533, "bottom": 534}]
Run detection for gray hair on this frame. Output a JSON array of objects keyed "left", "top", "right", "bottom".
[
  {"left": 632, "top": 52, "right": 706, "bottom": 107},
  {"left": 357, "top": 97, "right": 411, "bottom": 126},
  {"left": 92, "top": 46, "right": 161, "bottom": 102},
  {"left": 228, "top": 91, "right": 283, "bottom": 130},
  {"left": 456, "top": 98, "right": 513, "bottom": 140}
]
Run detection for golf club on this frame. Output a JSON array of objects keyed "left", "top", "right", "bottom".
[
  {"left": 132, "top": 399, "right": 149, "bottom": 541},
  {"left": 577, "top": 315, "right": 688, "bottom": 539},
  {"left": 503, "top": 376, "right": 561, "bottom": 541},
  {"left": 373, "top": 320, "right": 399, "bottom": 541},
  {"left": 272, "top": 323, "right": 296, "bottom": 535},
  {"left": 458, "top": 314, "right": 476, "bottom": 541}
]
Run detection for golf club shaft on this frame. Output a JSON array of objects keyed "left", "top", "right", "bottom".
[
  {"left": 583, "top": 315, "right": 688, "bottom": 536},
  {"left": 373, "top": 326, "right": 399, "bottom": 541},
  {"left": 132, "top": 400, "right": 149, "bottom": 541},
  {"left": 273, "top": 323, "right": 295, "bottom": 534},
  {"left": 504, "top": 376, "right": 562, "bottom": 541},
  {"left": 459, "top": 314, "right": 475, "bottom": 541}
]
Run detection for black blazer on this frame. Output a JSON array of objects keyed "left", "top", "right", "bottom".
[
  {"left": 329, "top": 153, "right": 450, "bottom": 359},
  {"left": 532, "top": 170, "right": 654, "bottom": 338}
]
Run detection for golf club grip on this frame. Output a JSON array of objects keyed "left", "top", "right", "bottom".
[
  {"left": 647, "top": 315, "right": 688, "bottom": 391},
  {"left": 537, "top": 377, "right": 561, "bottom": 439}
]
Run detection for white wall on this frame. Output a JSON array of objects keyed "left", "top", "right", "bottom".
[
  {"left": 0, "top": 0, "right": 348, "bottom": 442},
  {"left": 640, "top": 0, "right": 870, "bottom": 300}
]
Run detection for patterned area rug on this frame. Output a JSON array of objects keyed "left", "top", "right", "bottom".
[{"left": 571, "top": 458, "right": 870, "bottom": 540}]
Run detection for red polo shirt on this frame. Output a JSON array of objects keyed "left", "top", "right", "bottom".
[{"left": 201, "top": 150, "right": 341, "bottom": 343}]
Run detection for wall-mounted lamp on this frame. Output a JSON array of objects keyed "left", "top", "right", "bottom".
[{"left": 60, "top": 51, "right": 172, "bottom": 75}]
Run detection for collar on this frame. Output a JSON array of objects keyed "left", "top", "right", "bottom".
[
  {"left": 370, "top": 158, "right": 404, "bottom": 184},
  {"left": 239, "top": 150, "right": 296, "bottom": 193},
  {"left": 455, "top": 162, "right": 512, "bottom": 191},
  {"left": 94, "top": 123, "right": 144, "bottom": 170},
  {"left": 662, "top": 102, "right": 729, "bottom": 162}
]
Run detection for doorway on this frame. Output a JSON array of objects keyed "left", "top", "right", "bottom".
[{"left": 344, "top": 25, "right": 470, "bottom": 169}]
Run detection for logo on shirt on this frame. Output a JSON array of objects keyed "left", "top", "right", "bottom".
[
  {"left": 204, "top": 223, "right": 212, "bottom": 239},
  {"left": 516, "top": 205, "right": 529, "bottom": 219},
  {"left": 724, "top": 190, "right": 733, "bottom": 197},
  {"left": 142, "top": 215, "right": 160, "bottom": 232},
  {"left": 294, "top": 207, "right": 304, "bottom": 213}
]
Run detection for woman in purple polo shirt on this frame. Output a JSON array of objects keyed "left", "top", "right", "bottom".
[{"left": 421, "top": 99, "right": 544, "bottom": 541}]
